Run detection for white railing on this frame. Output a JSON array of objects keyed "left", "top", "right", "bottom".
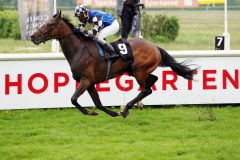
[{"left": 0, "top": 50, "right": 240, "bottom": 61}]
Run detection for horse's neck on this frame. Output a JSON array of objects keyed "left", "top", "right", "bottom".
[{"left": 58, "top": 32, "right": 85, "bottom": 64}]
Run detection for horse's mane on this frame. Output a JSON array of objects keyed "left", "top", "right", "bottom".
[
  {"left": 61, "top": 16, "right": 92, "bottom": 41},
  {"left": 62, "top": 17, "right": 75, "bottom": 30}
]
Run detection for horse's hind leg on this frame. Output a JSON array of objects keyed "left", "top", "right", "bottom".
[
  {"left": 87, "top": 85, "right": 122, "bottom": 117},
  {"left": 121, "top": 74, "right": 158, "bottom": 118}
]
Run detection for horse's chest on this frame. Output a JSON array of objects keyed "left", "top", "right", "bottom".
[{"left": 70, "top": 58, "right": 92, "bottom": 80}]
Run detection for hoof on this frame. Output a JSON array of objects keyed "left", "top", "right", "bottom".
[
  {"left": 87, "top": 110, "right": 98, "bottom": 116},
  {"left": 120, "top": 105, "right": 125, "bottom": 112},
  {"left": 111, "top": 112, "right": 122, "bottom": 117},
  {"left": 121, "top": 110, "right": 129, "bottom": 118},
  {"left": 116, "top": 112, "right": 122, "bottom": 116},
  {"left": 120, "top": 105, "right": 130, "bottom": 118},
  {"left": 136, "top": 101, "right": 144, "bottom": 110}
]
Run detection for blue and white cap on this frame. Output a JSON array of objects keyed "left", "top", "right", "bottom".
[{"left": 74, "top": 5, "right": 89, "bottom": 17}]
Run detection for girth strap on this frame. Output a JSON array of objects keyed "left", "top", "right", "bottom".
[{"left": 105, "top": 59, "right": 112, "bottom": 80}]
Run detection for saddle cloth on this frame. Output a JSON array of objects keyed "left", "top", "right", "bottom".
[{"left": 96, "top": 39, "right": 133, "bottom": 63}]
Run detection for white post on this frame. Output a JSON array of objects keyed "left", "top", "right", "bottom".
[
  {"left": 51, "top": 0, "right": 59, "bottom": 53},
  {"left": 223, "top": 0, "right": 230, "bottom": 50}
]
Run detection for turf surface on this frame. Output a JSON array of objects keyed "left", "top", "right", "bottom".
[{"left": 0, "top": 106, "right": 239, "bottom": 160}]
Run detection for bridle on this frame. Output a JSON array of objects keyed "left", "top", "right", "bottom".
[{"left": 38, "top": 18, "right": 73, "bottom": 43}]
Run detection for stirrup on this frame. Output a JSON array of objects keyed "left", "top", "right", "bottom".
[
  {"left": 105, "top": 53, "right": 119, "bottom": 60},
  {"left": 108, "top": 54, "right": 119, "bottom": 59},
  {"left": 105, "top": 53, "right": 110, "bottom": 59}
]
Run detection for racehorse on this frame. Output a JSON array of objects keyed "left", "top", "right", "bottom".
[{"left": 31, "top": 11, "right": 197, "bottom": 118}]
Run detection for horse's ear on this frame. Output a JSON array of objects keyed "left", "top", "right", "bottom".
[
  {"left": 58, "top": 10, "right": 62, "bottom": 16},
  {"left": 54, "top": 10, "right": 62, "bottom": 19}
]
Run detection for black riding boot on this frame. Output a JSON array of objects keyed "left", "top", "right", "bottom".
[{"left": 104, "top": 42, "right": 119, "bottom": 59}]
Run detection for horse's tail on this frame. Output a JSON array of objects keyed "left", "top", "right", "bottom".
[{"left": 158, "top": 47, "right": 196, "bottom": 80}]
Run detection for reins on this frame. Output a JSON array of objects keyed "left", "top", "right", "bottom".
[{"left": 58, "top": 32, "right": 74, "bottom": 42}]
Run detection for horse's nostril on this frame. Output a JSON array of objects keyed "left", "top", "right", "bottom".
[
  {"left": 30, "top": 35, "right": 35, "bottom": 40},
  {"left": 30, "top": 35, "right": 39, "bottom": 45}
]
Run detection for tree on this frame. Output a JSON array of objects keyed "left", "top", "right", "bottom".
[
  {"left": 58, "top": 0, "right": 76, "bottom": 7},
  {"left": 0, "top": 0, "right": 17, "bottom": 6},
  {"left": 229, "top": 0, "right": 240, "bottom": 5}
]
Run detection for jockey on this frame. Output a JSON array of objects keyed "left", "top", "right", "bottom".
[{"left": 74, "top": 5, "right": 120, "bottom": 59}]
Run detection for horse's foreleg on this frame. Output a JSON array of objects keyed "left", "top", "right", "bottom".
[
  {"left": 71, "top": 78, "right": 98, "bottom": 116},
  {"left": 87, "top": 85, "right": 121, "bottom": 117}
]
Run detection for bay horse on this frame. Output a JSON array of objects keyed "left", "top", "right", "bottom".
[{"left": 31, "top": 11, "right": 197, "bottom": 118}]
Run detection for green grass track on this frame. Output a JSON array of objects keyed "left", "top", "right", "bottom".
[{"left": 0, "top": 106, "right": 239, "bottom": 160}]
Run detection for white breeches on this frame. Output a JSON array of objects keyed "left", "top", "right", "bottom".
[{"left": 97, "top": 20, "right": 119, "bottom": 39}]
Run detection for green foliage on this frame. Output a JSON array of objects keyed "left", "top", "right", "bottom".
[
  {"left": 0, "top": 5, "right": 3, "bottom": 11},
  {"left": 0, "top": 0, "right": 17, "bottom": 6},
  {"left": 142, "top": 12, "right": 179, "bottom": 42},
  {"left": 58, "top": 0, "right": 76, "bottom": 7},
  {"left": 0, "top": 11, "right": 20, "bottom": 39},
  {"left": 229, "top": 0, "right": 240, "bottom": 5},
  {"left": 163, "top": 16, "right": 179, "bottom": 41},
  {"left": 0, "top": 0, "right": 76, "bottom": 9}
]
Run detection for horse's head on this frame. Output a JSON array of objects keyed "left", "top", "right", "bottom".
[{"left": 31, "top": 10, "right": 63, "bottom": 45}]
